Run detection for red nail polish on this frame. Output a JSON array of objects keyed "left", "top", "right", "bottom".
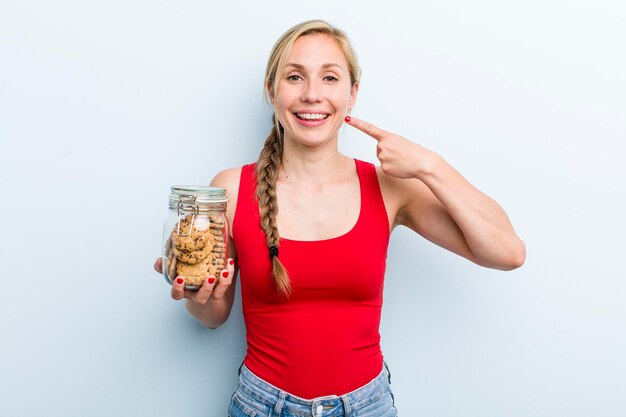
[
  {"left": 229, "top": 259, "right": 234, "bottom": 266},
  {"left": 208, "top": 277, "right": 216, "bottom": 284},
  {"left": 344, "top": 115, "right": 351, "bottom": 122},
  {"left": 176, "top": 277, "right": 184, "bottom": 285},
  {"left": 222, "top": 271, "right": 229, "bottom": 278}
]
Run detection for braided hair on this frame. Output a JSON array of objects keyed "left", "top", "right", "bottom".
[{"left": 256, "top": 20, "right": 361, "bottom": 296}]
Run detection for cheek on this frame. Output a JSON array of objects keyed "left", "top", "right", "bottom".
[
  {"left": 330, "top": 88, "right": 354, "bottom": 107},
  {"left": 274, "top": 95, "right": 293, "bottom": 119}
]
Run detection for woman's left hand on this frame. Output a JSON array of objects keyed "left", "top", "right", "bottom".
[{"left": 345, "top": 116, "right": 435, "bottom": 180}]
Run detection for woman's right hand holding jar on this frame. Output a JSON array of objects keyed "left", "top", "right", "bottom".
[
  {"left": 154, "top": 256, "right": 236, "bottom": 304},
  {"left": 154, "top": 256, "right": 237, "bottom": 328}
]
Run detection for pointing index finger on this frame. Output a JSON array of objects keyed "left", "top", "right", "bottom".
[{"left": 344, "top": 116, "right": 385, "bottom": 141}]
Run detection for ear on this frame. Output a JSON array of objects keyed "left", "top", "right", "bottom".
[
  {"left": 347, "top": 82, "right": 359, "bottom": 108},
  {"left": 266, "top": 80, "right": 275, "bottom": 104}
]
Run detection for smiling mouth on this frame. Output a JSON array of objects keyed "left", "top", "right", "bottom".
[{"left": 295, "top": 113, "right": 330, "bottom": 120}]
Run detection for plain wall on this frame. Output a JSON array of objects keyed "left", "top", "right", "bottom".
[{"left": 1, "top": 1, "right": 625, "bottom": 416}]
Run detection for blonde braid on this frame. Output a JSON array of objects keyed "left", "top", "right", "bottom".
[
  {"left": 256, "top": 20, "right": 361, "bottom": 297},
  {"left": 256, "top": 120, "right": 292, "bottom": 296}
]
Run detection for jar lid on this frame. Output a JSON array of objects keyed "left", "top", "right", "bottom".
[{"left": 169, "top": 185, "right": 227, "bottom": 204}]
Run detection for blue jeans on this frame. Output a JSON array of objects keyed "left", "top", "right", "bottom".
[{"left": 228, "top": 363, "right": 398, "bottom": 417}]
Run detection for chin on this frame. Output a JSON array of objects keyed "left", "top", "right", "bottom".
[
  {"left": 291, "top": 134, "right": 336, "bottom": 148},
  {"left": 285, "top": 126, "right": 340, "bottom": 147}
]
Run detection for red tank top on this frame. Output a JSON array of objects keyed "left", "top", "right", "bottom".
[{"left": 232, "top": 159, "right": 390, "bottom": 399}]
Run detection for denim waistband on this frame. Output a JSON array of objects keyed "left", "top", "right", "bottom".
[{"left": 237, "top": 363, "right": 391, "bottom": 416}]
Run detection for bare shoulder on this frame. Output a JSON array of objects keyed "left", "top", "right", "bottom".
[{"left": 210, "top": 166, "right": 243, "bottom": 191}]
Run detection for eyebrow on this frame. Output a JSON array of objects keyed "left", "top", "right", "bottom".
[{"left": 285, "top": 63, "right": 344, "bottom": 71}]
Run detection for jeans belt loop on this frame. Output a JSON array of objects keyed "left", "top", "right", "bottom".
[
  {"left": 341, "top": 395, "right": 352, "bottom": 417},
  {"left": 273, "top": 391, "right": 286, "bottom": 417}
]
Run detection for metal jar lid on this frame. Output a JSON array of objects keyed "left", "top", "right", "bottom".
[{"left": 168, "top": 185, "right": 227, "bottom": 205}]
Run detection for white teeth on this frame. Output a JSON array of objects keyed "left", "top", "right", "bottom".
[{"left": 296, "top": 113, "right": 329, "bottom": 120}]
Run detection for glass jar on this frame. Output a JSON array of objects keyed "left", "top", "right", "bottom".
[{"left": 162, "top": 186, "right": 228, "bottom": 290}]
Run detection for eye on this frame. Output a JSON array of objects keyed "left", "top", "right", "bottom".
[
  {"left": 287, "top": 74, "right": 302, "bottom": 81},
  {"left": 324, "top": 75, "right": 339, "bottom": 82}
]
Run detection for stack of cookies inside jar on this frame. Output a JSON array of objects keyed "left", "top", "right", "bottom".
[{"left": 163, "top": 187, "right": 228, "bottom": 289}]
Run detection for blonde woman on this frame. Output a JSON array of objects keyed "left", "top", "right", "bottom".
[{"left": 155, "top": 19, "right": 525, "bottom": 417}]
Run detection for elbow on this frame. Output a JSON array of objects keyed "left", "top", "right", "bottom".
[
  {"left": 204, "top": 312, "right": 232, "bottom": 329},
  {"left": 477, "top": 238, "right": 525, "bottom": 271},
  {"left": 205, "top": 318, "right": 228, "bottom": 329},
  {"left": 501, "top": 238, "right": 526, "bottom": 271}
]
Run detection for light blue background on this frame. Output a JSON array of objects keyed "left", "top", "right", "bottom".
[{"left": 1, "top": 1, "right": 625, "bottom": 416}]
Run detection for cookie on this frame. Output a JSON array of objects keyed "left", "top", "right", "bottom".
[
  {"left": 176, "top": 255, "right": 214, "bottom": 286},
  {"left": 211, "top": 246, "right": 226, "bottom": 254},
  {"left": 211, "top": 258, "right": 226, "bottom": 269},
  {"left": 173, "top": 239, "right": 214, "bottom": 264},
  {"left": 167, "top": 255, "right": 177, "bottom": 280},
  {"left": 170, "top": 217, "right": 212, "bottom": 252},
  {"left": 165, "top": 242, "right": 177, "bottom": 280},
  {"left": 167, "top": 214, "right": 227, "bottom": 283}
]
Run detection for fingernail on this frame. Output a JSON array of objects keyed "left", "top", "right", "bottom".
[
  {"left": 176, "top": 277, "right": 184, "bottom": 285},
  {"left": 344, "top": 115, "right": 351, "bottom": 122},
  {"left": 208, "top": 277, "right": 216, "bottom": 285},
  {"left": 222, "top": 271, "right": 229, "bottom": 278},
  {"left": 229, "top": 259, "right": 234, "bottom": 266}
]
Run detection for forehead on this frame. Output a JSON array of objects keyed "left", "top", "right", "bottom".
[{"left": 286, "top": 33, "right": 348, "bottom": 70}]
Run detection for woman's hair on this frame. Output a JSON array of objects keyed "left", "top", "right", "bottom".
[{"left": 256, "top": 20, "right": 361, "bottom": 296}]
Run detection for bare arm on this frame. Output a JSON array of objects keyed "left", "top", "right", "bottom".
[
  {"left": 394, "top": 152, "right": 525, "bottom": 270},
  {"left": 347, "top": 116, "right": 525, "bottom": 270}
]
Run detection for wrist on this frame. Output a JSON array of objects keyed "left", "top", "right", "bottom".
[
  {"left": 413, "top": 149, "right": 443, "bottom": 180},
  {"left": 185, "top": 297, "right": 229, "bottom": 328}
]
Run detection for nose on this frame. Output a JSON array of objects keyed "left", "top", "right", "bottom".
[{"left": 301, "top": 79, "right": 322, "bottom": 103}]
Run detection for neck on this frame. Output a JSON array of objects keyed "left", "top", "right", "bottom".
[{"left": 280, "top": 139, "right": 350, "bottom": 185}]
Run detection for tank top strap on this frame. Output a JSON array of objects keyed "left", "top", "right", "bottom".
[
  {"left": 354, "top": 159, "right": 390, "bottom": 238},
  {"left": 233, "top": 163, "right": 260, "bottom": 233},
  {"left": 239, "top": 163, "right": 256, "bottom": 197}
]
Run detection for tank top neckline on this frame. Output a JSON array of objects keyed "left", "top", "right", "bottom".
[{"left": 277, "top": 158, "right": 363, "bottom": 245}]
